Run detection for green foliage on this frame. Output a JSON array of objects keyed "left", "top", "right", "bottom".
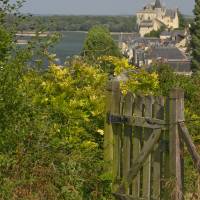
[
  {"left": 82, "top": 25, "right": 121, "bottom": 61},
  {"left": 0, "top": 18, "right": 157, "bottom": 199},
  {"left": 16, "top": 15, "right": 137, "bottom": 32},
  {"left": 154, "top": 64, "right": 200, "bottom": 195},
  {"left": 0, "top": 26, "right": 12, "bottom": 60},
  {"left": 191, "top": 0, "right": 200, "bottom": 72},
  {"left": 0, "top": 55, "right": 112, "bottom": 199},
  {"left": 178, "top": 10, "right": 186, "bottom": 30},
  {"left": 98, "top": 56, "right": 159, "bottom": 94},
  {"left": 153, "top": 64, "right": 177, "bottom": 96},
  {"left": 0, "top": 1, "right": 112, "bottom": 199},
  {"left": 1, "top": 1, "right": 200, "bottom": 199},
  {"left": 144, "top": 26, "right": 165, "bottom": 38}
]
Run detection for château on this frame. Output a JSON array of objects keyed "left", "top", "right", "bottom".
[{"left": 136, "top": 0, "right": 179, "bottom": 36}]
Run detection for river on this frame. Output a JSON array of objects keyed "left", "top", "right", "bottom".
[
  {"left": 51, "top": 31, "right": 120, "bottom": 64},
  {"left": 17, "top": 31, "right": 121, "bottom": 64}
]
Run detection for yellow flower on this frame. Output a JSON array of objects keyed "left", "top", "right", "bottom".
[
  {"left": 81, "top": 141, "right": 98, "bottom": 149},
  {"left": 97, "top": 129, "right": 104, "bottom": 136}
]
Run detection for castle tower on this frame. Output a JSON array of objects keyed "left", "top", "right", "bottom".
[
  {"left": 154, "top": 0, "right": 163, "bottom": 18},
  {"left": 136, "top": 0, "right": 179, "bottom": 36},
  {"left": 155, "top": 0, "right": 162, "bottom": 8}
]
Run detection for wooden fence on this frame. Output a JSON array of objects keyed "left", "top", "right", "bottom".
[{"left": 104, "top": 80, "right": 200, "bottom": 200}]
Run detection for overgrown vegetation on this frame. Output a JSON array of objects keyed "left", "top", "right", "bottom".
[
  {"left": 178, "top": 10, "right": 187, "bottom": 30},
  {"left": 82, "top": 25, "right": 122, "bottom": 63},
  {"left": 0, "top": 1, "right": 158, "bottom": 199},
  {"left": 0, "top": 0, "right": 200, "bottom": 199},
  {"left": 191, "top": 0, "right": 200, "bottom": 72},
  {"left": 153, "top": 64, "right": 200, "bottom": 197}
]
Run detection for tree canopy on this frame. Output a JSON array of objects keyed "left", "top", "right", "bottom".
[
  {"left": 178, "top": 10, "right": 187, "bottom": 29},
  {"left": 16, "top": 15, "right": 137, "bottom": 32},
  {"left": 82, "top": 25, "right": 122, "bottom": 60},
  {"left": 191, "top": 0, "right": 200, "bottom": 72}
]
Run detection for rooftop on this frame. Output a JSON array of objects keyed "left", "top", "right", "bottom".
[
  {"left": 146, "top": 47, "right": 187, "bottom": 60},
  {"left": 167, "top": 60, "right": 191, "bottom": 72}
]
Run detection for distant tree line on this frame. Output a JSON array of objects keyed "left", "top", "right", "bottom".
[
  {"left": 7, "top": 14, "right": 193, "bottom": 33},
  {"left": 14, "top": 15, "right": 137, "bottom": 32}
]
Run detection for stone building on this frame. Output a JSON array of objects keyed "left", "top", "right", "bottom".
[
  {"left": 145, "top": 47, "right": 191, "bottom": 75},
  {"left": 136, "top": 0, "right": 179, "bottom": 36}
]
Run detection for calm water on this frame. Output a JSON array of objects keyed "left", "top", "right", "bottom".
[
  {"left": 51, "top": 31, "right": 120, "bottom": 64},
  {"left": 52, "top": 31, "right": 87, "bottom": 64}
]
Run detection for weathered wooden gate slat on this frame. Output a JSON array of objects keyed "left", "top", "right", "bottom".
[
  {"left": 122, "top": 92, "right": 133, "bottom": 193},
  {"left": 112, "top": 80, "right": 123, "bottom": 190},
  {"left": 132, "top": 95, "right": 143, "bottom": 198},
  {"left": 107, "top": 114, "right": 166, "bottom": 129},
  {"left": 162, "top": 98, "right": 170, "bottom": 200},
  {"left": 113, "top": 192, "right": 146, "bottom": 200},
  {"left": 117, "top": 129, "right": 162, "bottom": 194},
  {"left": 152, "top": 96, "right": 165, "bottom": 200},
  {"left": 179, "top": 122, "right": 200, "bottom": 173},
  {"left": 104, "top": 81, "right": 114, "bottom": 173},
  {"left": 169, "top": 89, "right": 184, "bottom": 200},
  {"left": 142, "top": 96, "right": 154, "bottom": 200}
]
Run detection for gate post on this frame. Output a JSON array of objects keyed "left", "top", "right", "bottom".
[
  {"left": 169, "top": 89, "right": 184, "bottom": 200},
  {"left": 104, "top": 80, "right": 114, "bottom": 174},
  {"left": 104, "top": 80, "right": 121, "bottom": 182}
]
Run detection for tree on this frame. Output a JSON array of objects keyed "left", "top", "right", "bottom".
[
  {"left": 82, "top": 25, "right": 121, "bottom": 60},
  {"left": 16, "top": 15, "right": 137, "bottom": 32},
  {"left": 178, "top": 10, "right": 186, "bottom": 29},
  {"left": 144, "top": 26, "right": 165, "bottom": 38},
  {"left": 0, "top": 26, "right": 12, "bottom": 60},
  {"left": 191, "top": 0, "right": 200, "bottom": 72}
]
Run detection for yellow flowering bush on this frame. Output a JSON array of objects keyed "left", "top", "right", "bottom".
[{"left": 98, "top": 56, "right": 159, "bottom": 94}]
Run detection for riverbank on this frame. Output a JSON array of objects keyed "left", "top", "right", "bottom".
[
  {"left": 16, "top": 31, "right": 124, "bottom": 64},
  {"left": 59, "top": 31, "right": 137, "bottom": 35},
  {"left": 16, "top": 30, "right": 137, "bottom": 35}
]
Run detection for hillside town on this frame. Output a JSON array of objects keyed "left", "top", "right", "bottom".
[{"left": 119, "top": 0, "right": 192, "bottom": 75}]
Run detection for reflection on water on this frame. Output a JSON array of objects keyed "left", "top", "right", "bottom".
[
  {"left": 51, "top": 31, "right": 120, "bottom": 64},
  {"left": 17, "top": 31, "right": 120, "bottom": 65},
  {"left": 51, "top": 31, "right": 87, "bottom": 64}
]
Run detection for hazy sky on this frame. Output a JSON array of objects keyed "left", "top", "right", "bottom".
[{"left": 18, "top": 0, "right": 195, "bottom": 15}]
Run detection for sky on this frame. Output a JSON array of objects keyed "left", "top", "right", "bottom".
[{"left": 18, "top": 0, "right": 195, "bottom": 16}]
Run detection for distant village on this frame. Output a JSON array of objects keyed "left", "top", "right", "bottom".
[
  {"left": 119, "top": 0, "right": 191, "bottom": 75},
  {"left": 15, "top": 0, "right": 192, "bottom": 73}
]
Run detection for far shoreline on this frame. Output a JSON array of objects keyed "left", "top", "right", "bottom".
[
  {"left": 17, "top": 30, "right": 136, "bottom": 35},
  {"left": 59, "top": 30, "right": 136, "bottom": 35}
]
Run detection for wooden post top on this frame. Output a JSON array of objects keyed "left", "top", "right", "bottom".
[
  {"left": 107, "top": 79, "right": 120, "bottom": 92},
  {"left": 169, "top": 88, "right": 184, "bottom": 99}
]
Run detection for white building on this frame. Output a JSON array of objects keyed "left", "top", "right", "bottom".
[{"left": 136, "top": 0, "right": 179, "bottom": 37}]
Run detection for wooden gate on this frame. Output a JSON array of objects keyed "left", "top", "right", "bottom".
[{"left": 104, "top": 80, "right": 200, "bottom": 200}]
